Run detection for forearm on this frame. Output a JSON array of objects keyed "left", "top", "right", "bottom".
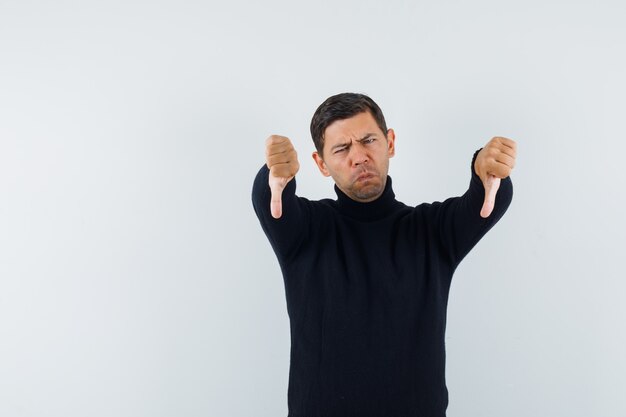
[
  {"left": 436, "top": 148, "right": 514, "bottom": 266},
  {"left": 251, "top": 164, "right": 310, "bottom": 263}
]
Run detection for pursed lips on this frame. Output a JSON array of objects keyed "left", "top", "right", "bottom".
[{"left": 355, "top": 171, "right": 375, "bottom": 181}]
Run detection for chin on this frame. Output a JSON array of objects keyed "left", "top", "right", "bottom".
[{"left": 352, "top": 178, "right": 384, "bottom": 201}]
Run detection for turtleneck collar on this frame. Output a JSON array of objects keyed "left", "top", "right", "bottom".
[{"left": 334, "top": 175, "right": 399, "bottom": 221}]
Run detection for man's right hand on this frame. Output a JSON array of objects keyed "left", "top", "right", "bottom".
[{"left": 265, "top": 135, "right": 300, "bottom": 219}]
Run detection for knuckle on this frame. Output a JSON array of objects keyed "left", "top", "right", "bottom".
[{"left": 266, "top": 134, "right": 285, "bottom": 145}]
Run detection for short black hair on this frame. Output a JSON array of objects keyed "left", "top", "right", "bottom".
[{"left": 310, "top": 92, "right": 388, "bottom": 158}]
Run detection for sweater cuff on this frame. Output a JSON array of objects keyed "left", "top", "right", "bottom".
[{"left": 471, "top": 147, "right": 483, "bottom": 185}]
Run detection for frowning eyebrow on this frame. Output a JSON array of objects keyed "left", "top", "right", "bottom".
[{"left": 330, "top": 133, "right": 378, "bottom": 151}]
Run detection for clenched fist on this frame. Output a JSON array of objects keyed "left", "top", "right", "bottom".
[
  {"left": 474, "top": 136, "right": 517, "bottom": 218},
  {"left": 265, "top": 135, "right": 300, "bottom": 219}
]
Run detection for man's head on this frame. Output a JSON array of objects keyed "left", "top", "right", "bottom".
[{"left": 310, "top": 92, "right": 396, "bottom": 202}]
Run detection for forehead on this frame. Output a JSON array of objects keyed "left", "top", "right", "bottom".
[{"left": 323, "top": 111, "right": 381, "bottom": 145}]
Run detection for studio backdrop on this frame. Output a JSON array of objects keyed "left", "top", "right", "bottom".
[{"left": 0, "top": 1, "right": 624, "bottom": 416}]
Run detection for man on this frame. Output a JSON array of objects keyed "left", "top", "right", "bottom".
[{"left": 251, "top": 92, "right": 516, "bottom": 417}]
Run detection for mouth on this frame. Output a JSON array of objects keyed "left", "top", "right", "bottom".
[{"left": 355, "top": 172, "right": 375, "bottom": 182}]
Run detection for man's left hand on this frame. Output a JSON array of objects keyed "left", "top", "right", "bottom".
[{"left": 474, "top": 136, "right": 517, "bottom": 218}]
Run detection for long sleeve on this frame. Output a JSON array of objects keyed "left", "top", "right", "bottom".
[
  {"left": 433, "top": 148, "right": 514, "bottom": 268},
  {"left": 251, "top": 164, "right": 312, "bottom": 264}
]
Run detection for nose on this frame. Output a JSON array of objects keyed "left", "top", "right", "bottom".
[{"left": 350, "top": 146, "right": 368, "bottom": 166}]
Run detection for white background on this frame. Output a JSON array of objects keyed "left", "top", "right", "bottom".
[{"left": 1, "top": 1, "right": 625, "bottom": 416}]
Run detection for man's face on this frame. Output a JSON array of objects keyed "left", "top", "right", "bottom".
[{"left": 312, "top": 110, "right": 395, "bottom": 202}]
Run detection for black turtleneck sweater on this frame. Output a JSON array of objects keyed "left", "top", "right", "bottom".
[{"left": 251, "top": 149, "right": 513, "bottom": 417}]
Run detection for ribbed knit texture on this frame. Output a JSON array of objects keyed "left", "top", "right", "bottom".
[{"left": 251, "top": 148, "right": 513, "bottom": 417}]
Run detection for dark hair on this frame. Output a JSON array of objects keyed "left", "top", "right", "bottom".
[{"left": 310, "top": 92, "right": 388, "bottom": 158}]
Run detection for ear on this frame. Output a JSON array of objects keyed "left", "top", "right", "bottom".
[
  {"left": 386, "top": 128, "right": 396, "bottom": 158},
  {"left": 312, "top": 151, "right": 331, "bottom": 177}
]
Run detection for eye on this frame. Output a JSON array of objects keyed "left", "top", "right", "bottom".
[
  {"left": 364, "top": 138, "right": 375, "bottom": 143},
  {"left": 334, "top": 148, "right": 345, "bottom": 154}
]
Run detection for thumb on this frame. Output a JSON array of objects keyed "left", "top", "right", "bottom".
[
  {"left": 480, "top": 174, "right": 501, "bottom": 218},
  {"left": 269, "top": 176, "right": 289, "bottom": 219}
]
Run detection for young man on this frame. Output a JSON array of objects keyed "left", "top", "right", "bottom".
[{"left": 251, "top": 92, "right": 516, "bottom": 417}]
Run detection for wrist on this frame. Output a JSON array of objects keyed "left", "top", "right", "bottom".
[{"left": 472, "top": 148, "right": 483, "bottom": 178}]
